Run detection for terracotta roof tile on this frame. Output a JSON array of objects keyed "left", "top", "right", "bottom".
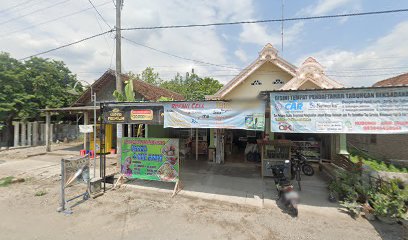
[
  {"left": 73, "top": 69, "right": 184, "bottom": 106},
  {"left": 373, "top": 72, "right": 408, "bottom": 87}
]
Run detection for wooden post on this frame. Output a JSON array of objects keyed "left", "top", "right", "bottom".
[
  {"left": 45, "top": 112, "right": 51, "bottom": 152},
  {"left": 195, "top": 129, "right": 198, "bottom": 161}
]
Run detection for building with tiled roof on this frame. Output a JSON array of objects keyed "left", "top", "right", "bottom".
[
  {"left": 372, "top": 72, "right": 408, "bottom": 87},
  {"left": 74, "top": 69, "right": 184, "bottom": 106}
]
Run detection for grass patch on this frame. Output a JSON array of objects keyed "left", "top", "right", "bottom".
[
  {"left": 0, "top": 176, "right": 14, "bottom": 187},
  {"left": 35, "top": 190, "right": 47, "bottom": 197},
  {"left": 350, "top": 154, "right": 408, "bottom": 173}
]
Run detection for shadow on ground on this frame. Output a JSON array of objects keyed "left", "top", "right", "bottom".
[{"left": 126, "top": 157, "right": 339, "bottom": 209}]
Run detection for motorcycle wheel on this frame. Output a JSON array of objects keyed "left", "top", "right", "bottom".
[
  {"left": 302, "top": 164, "right": 315, "bottom": 176},
  {"left": 295, "top": 170, "right": 302, "bottom": 191},
  {"left": 292, "top": 207, "right": 298, "bottom": 217},
  {"left": 290, "top": 201, "right": 298, "bottom": 217},
  {"left": 246, "top": 152, "right": 254, "bottom": 162}
]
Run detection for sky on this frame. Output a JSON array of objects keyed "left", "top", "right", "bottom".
[{"left": 1, "top": 0, "right": 408, "bottom": 87}]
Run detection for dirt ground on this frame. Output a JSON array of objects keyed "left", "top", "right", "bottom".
[{"left": 0, "top": 175, "right": 406, "bottom": 240}]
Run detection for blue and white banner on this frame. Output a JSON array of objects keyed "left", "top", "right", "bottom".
[
  {"left": 270, "top": 87, "right": 408, "bottom": 134},
  {"left": 164, "top": 101, "right": 265, "bottom": 131}
]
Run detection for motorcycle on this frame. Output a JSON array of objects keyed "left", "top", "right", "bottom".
[
  {"left": 291, "top": 150, "right": 315, "bottom": 177},
  {"left": 269, "top": 161, "right": 299, "bottom": 217}
]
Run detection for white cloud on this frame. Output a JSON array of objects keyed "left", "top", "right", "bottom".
[
  {"left": 0, "top": 0, "right": 256, "bottom": 84},
  {"left": 234, "top": 49, "right": 248, "bottom": 62},
  {"left": 299, "top": 0, "right": 362, "bottom": 16},
  {"left": 239, "top": 22, "right": 304, "bottom": 48},
  {"left": 298, "top": 21, "right": 408, "bottom": 87}
]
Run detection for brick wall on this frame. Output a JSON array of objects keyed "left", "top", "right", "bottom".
[{"left": 347, "top": 134, "right": 408, "bottom": 161}]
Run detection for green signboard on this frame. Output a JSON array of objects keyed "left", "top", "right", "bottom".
[{"left": 121, "top": 138, "right": 179, "bottom": 182}]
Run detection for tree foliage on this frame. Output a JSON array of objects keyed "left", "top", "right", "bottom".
[
  {"left": 127, "top": 67, "right": 162, "bottom": 86},
  {"left": 160, "top": 71, "right": 223, "bottom": 100},
  {"left": 0, "top": 52, "right": 81, "bottom": 123},
  {"left": 131, "top": 67, "right": 223, "bottom": 101}
]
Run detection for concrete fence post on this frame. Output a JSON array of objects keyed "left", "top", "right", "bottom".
[
  {"left": 21, "top": 122, "right": 27, "bottom": 146},
  {"left": 32, "top": 121, "right": 39, "bottom": 146},
  {"left": 27, "top": 122, "right": 32, "bottom": 146},
  {"left": 12, "top": 121, "right": 20, "bottom": 147},
  {"left": 45, "top": 112, "right": 51, "bottom": 152}
]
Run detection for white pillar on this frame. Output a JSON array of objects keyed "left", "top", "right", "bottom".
[
  {"left": 45, "top": 112, "right": 51, "bottom": 152},
  {"left": 50, "top": 124, "right": 54, "bottom": 144},
  {"left": 83, "top": 111, "right": 89, "bottom": 150},
  {"left": 21, "top": 122, "right": 27, "bottom": 146},
  {"left": 27, "top": 122, "right": 32, "bottom": 146},
  {"left": 40, "top": 124, "right": 45, "bottom": 144},
  {"left": 32, "top": 121, "right": 39, "bottom": 146},
  {"left": 12, "top": 121, "right": 20, "bottom": 147},
  {"left": 127, "top": 124, "right": 132, "bottom": 137}
]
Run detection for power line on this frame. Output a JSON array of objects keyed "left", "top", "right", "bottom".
[
  {"left": 121, "top": 8, "right": 408, "bottom": 31},
  {"left": 16, "top": 8, "right": 408, "bottom": 64},
  {"left": 88, "top": 0, "right": 111, "bottom": 29},
  {"left": 19, "top": 29, "right": 113, "bottom": 60},
  {"left": 0, "top": 0, "right": 37, "bottom": 14},
  {"left": 0, "top": 1, "right": 111, "bottom": 38},
  {"left": 0, "top": 0, "right": 71, "bottom": 26},
  {"left": 122, "top": 36, "right": 240, "bottom": 70}
]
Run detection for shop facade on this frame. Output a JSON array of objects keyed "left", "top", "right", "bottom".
[{"left": 203, "top": 43, "right": 345, "bottom": 164}]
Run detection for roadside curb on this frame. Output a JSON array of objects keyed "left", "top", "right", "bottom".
[{"left": 122, "top": 183, "right": 269, "bottom": 208}]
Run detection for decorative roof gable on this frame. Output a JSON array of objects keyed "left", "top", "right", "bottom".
[
  {"left": 207, "top": 43, "right": 297, "bottom": 99},
  {"left": 280, "top": 57, "right": 344, "bottom": 90}
]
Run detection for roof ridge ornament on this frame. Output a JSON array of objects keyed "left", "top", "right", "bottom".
[
  {"left": 259, "top": 43, "right": 278, "bottom": 60},
  {"left": 298, "top": 56, "right": 324, "bottom": 79}
]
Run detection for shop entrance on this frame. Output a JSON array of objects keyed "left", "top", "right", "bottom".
[
  {"left": 224, "top": 129, "right": 263, "bottom": 164},
  {"left": 274, "top": 133, "right": 333, "bottom": 161}
]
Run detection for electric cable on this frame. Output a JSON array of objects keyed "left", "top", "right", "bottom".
[
  {"left": 88, "top": 0, "right": 111, "bottom": 29},
  {"left": 121, "top": 9, "right": 408, "bottom": 31},
  {"left": 0, "top": 0, "right": 71, "bottom": 26}
]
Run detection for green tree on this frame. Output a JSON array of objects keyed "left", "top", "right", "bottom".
[
  {"left": 128, "top": 67, "right": 162, "bottom": 86},
  {"left": 0, "top": 52, "right": 81, "bottom": 146},
  {"left": 160, "top": 71, "right": 223, "bottom": 100}
]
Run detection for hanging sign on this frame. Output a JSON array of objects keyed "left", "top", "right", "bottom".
[
  {"left": 163, "top": 101, "right": 265, "bottom": 130},
  {"left": 121, "top": 138, "right": 179, "bottom": 182},
  {"left": 102, "top": 105, "right": 163, "bottom": 124},
  {"left": 270, "top": 87, "right": 408, "bottom": 134},
  {"left": 79, "top": 125, "right": 93, "bottom": 133},
  {"left": 106, "top": 108, "right": 125, "bottom": 123},
  {"left": 130, "top": 109, "right": 153, "bottom": 121}
]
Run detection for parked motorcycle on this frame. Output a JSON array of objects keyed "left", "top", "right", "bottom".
[
  {"left": 291, "top": 150, "right": 315, "bottom": 176},
  {"left": 245, "top": 141, "right": 261, "bottom": 162},
  {"left": 290, "top": 157, "right": 302, "bottom": 191},
  {"left": 269, "top": 161, "right": 299, "bottom": 217}
]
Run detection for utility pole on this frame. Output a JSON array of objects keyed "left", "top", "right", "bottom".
[
  {"left": 281, "top": 0, "right": 284, "bottom": 55},
  {"left": 115, "top": 0, "right": 123, "bottom": 159}
]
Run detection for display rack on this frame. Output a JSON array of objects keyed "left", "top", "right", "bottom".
[
  {"left": 291, "top": 141, "right": 321, "bottom": 161},
  {"left": 259, "top": 140, "right": 292, "bottom": 178}
]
